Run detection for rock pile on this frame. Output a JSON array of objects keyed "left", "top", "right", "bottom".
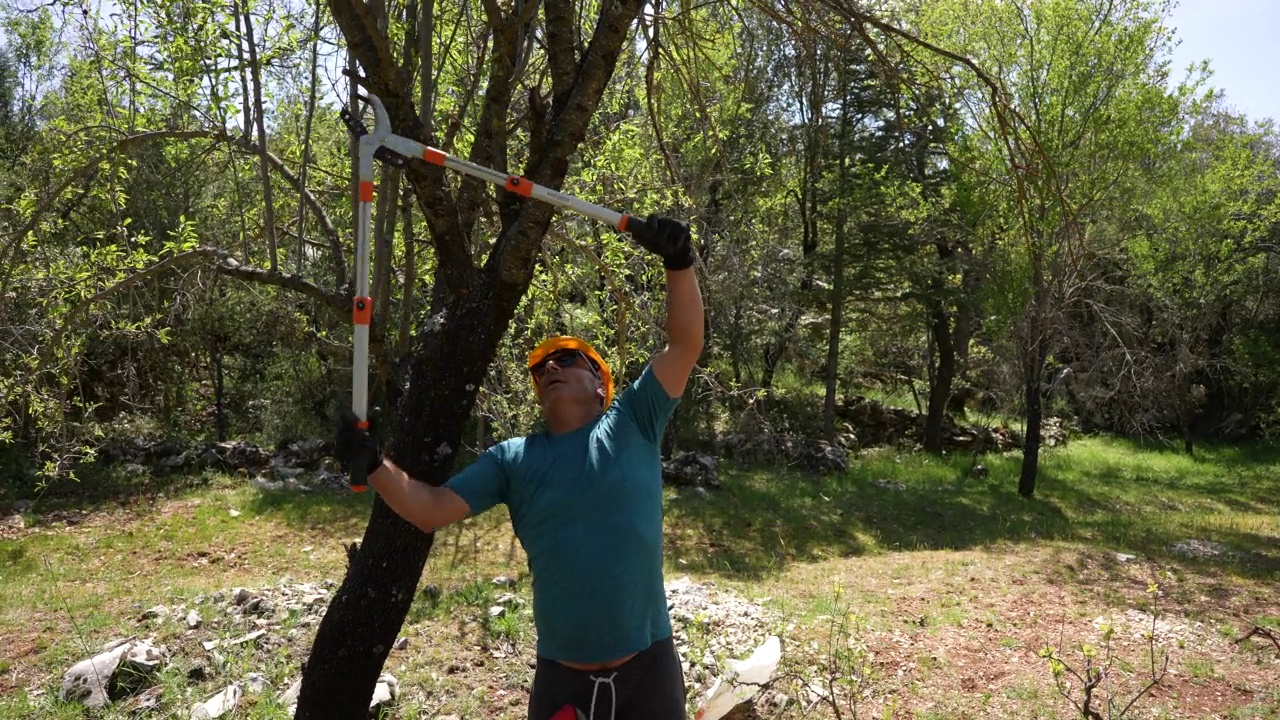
[
  {"left": 1168, "top": 538, "right": 1237, "bottom": 560},
  {"left": 665, "top": 576, "right": 781, "bottom": 702},
  {"left": 662, "top": 452, "right": 721, "bottom": 489},
  {"left": 97, "top": 438, "right": 348, "bottom": 490},
  {"left": 706, "top": 396, "right": 1074, "bottom": 476},
  {"left": 56, "top": 575, "right": 778, "bottom": 718},
  {"left": 55, "top": 577, "right": 404, "bottom": 719},
  {"left": 717, "top": 433, "right": 850, "bottom": 474},
  {"left": 835, "top": 396, "right": 1040, "bottom": 451}
]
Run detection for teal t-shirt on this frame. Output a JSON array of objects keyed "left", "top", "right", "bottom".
[{"left": 443, "top": 364, "right": 679, "bottom": 664}]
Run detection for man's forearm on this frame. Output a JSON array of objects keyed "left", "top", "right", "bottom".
[
  {"left": 368, "top": 461, "right": 469, "bottom": 532},
  {"left": 666, "top": 268, "right": 704, "bottom": 357}
]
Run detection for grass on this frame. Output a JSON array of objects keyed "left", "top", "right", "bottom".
[
  {"left": 2, "top": 437, "right": 1279, "bottom": 718},
  {"left": 662, "top": 437, "right": 1280, "bottom": 580}
]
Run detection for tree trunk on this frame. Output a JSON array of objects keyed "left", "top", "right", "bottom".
[
  {"left": 823, "top": 214, "right": 846, "bottom": 443},
  {"left": 923, "top": 297, "right": 955, "bottom": 454},
  {"left": 297, "top": 499, "right": 432, "bottom": 717},
  {"left": 1019, "top": 364, "right": 1043, "bottom": 498},
  {"left": 760, "top": 316, "right": 796, "bottom": 390},
  {"left": 1018, "top": 320, "right": 1048, "bottom": 498},
  {"left": 923, "top": 233, "right": 960, "bottom": 453},
  {"left": 298, "top": 0, "right": 646, "bottom": 712},
  {"left": 418, "top": 0, "right": 434, "bottom": 124},
  {"left": 232, "top": 7, "right": 253, "bottom": 264},
  {"left": 212, "top": 341, "right": 226, "bottom": 442},
  {"left": 372, "top": 164, "right": 399, "bottom": 331},
  {"left": 295, "top": 0, "right": 321, "bottom": 276},
  {"left": 241, "top": 1, "right": 277, "bottom": 272},
  {"left": 397, "top": 187, "right": 417, "bottom": 359}
]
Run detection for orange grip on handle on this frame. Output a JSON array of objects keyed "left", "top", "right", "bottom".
[{"left": 619, "top": 213, "right": 644, "bottom": 234}]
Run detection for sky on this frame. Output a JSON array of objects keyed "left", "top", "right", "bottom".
[{"left": 1165, "top": 0, "right": 1279, "bottom": 124}]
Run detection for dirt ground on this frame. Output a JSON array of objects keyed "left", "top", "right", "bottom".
[{"left": 3, "top": 498, "right": 1278, "bottom": 718}]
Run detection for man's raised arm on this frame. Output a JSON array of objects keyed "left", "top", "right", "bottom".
[{"left": 630, "top": 215, "right": 704, "bottom": 397}]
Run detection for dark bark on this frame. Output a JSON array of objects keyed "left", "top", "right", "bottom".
[
  {"left": 1019, "top": 364, "right": 1044, "bottom": 498},
  {"left": 923, "top": 237, "right": 959, "bottom": 454},
  {"left": 923, "top": 295, "right": 955, "bottom": 454},
  {"left": 372, "top": 164, "right": 399, "bottom": 332},
  {"left": 298, "top": 277, "right": 516, "bottom": 720},
  {"left": 1018, "top": 304, "right": 1049, "bottom": 498},
  {"left": 212, "top": 341, "right": 226, "bottom": 442},
  {"left": 397, "top": 187, "right": 417, "bottom": 360},
  {"left": 823, "top": 216, "right": 845, "bottom": 442}
]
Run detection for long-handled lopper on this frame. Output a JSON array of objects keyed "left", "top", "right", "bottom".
[{"left": 339, "top": 94, "right": 648, "bottom": 491}]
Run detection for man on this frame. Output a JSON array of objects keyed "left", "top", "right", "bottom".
[{"left": 336, "top": 215, "right": 703, "bottom": 720}]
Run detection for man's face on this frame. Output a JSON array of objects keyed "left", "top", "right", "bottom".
[{"left": 531, "top": 350, "right": 604, "bottom": 410}]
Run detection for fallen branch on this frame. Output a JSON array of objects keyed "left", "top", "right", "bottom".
[{"left": 1235, "top": 625, "right": 1280, "bottom": 655}]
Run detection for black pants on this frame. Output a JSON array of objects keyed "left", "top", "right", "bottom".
[{"left": 528, "top": 636, "right": 687, "bottom": 720}]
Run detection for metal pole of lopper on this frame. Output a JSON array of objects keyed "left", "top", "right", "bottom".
[
  {"left": 355, "top": 93, "right": 649, "bottom": 233},
  {"left": 346, "top": 99, "right": 384, "bottom": 492},
  {"left": 340, "top": 91, "right": 653, "bottom": 491}
]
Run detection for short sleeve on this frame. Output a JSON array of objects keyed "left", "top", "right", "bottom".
[
  {"left": 613, "top": 363, "right": 680, "bottom": 446},
  {"left": 443, "top": 446, "right": 508, "bottom": 516}
]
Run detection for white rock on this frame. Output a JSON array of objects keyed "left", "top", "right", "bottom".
[
  {"left": 140, "top": 605, "right": 169, "bottom": 620},
  {"left": 244, "top": 673, "right": 271, "bottom": 694},
  {"left": 122, "top": 640, "right": 166, "bottom": 676},
  {"left": 59, "top": 643, "right": 132, "bottom": 708},
  {"left": 186, "top": 610, "right": 202, "bottom": 629},
  {"left": 226, "top": 629, "right": 267, "bottom": 646},
  {"left": 252, "top": 476, "right": 284, "bottom": 491},
  {"left": 190, "top": 683, "right": 243, "bottom": 719},
  {"left": 370, "top": 673, "right": 399, "bottom": 713},
  {"left": 277, "top": 677, "right": 302, "bottom": 706}
]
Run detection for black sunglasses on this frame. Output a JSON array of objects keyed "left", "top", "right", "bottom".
[{"left": 530, "top": 350, "right": 596, "bottom": 379}]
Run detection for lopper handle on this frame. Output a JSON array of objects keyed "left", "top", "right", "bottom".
[
  {"left": 349, "top": 417, "right": 370, "bottom": 492},
  {"left": 619, "top": 213, "right": 648, "bottom": 237}
]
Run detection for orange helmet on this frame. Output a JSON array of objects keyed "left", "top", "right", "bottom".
[{"left": 527, "top": 336, "right": 614, "bottom": 407}]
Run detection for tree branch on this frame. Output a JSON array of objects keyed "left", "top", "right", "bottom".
[
  {"left": 0, "top": 128, "right": 349, "bottom": 307},
  {"left": 458, "top": 0, "right": 539, "bottom": 234},
  {"left": 543, "top": 0, "right": 579, "bottom": 111},
  {"left": 223, "top": 132, "right": 346, "bottom": 287},
  {"left": 328, "top": 0, "right": 472, "bottom": 293},
  {"left": 210, "top": 248, "right": 348, "bottom": 311},
  {"left": 43, "top": 246, "right": 346, "bottom": 374},
  {"left": 491, "top": 0, "right": 647, "bottom": 284}
]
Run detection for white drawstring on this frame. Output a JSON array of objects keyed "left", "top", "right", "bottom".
[{"left": 588, "top": 672, "right": 618, "bottom": 720}]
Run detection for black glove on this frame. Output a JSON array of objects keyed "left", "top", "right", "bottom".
[
  {"left": 335, "top": 407, "right": 384, "bottom": 480},
  {"left": 630, "top": 214, "right": 694, "bottom": 271}
]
